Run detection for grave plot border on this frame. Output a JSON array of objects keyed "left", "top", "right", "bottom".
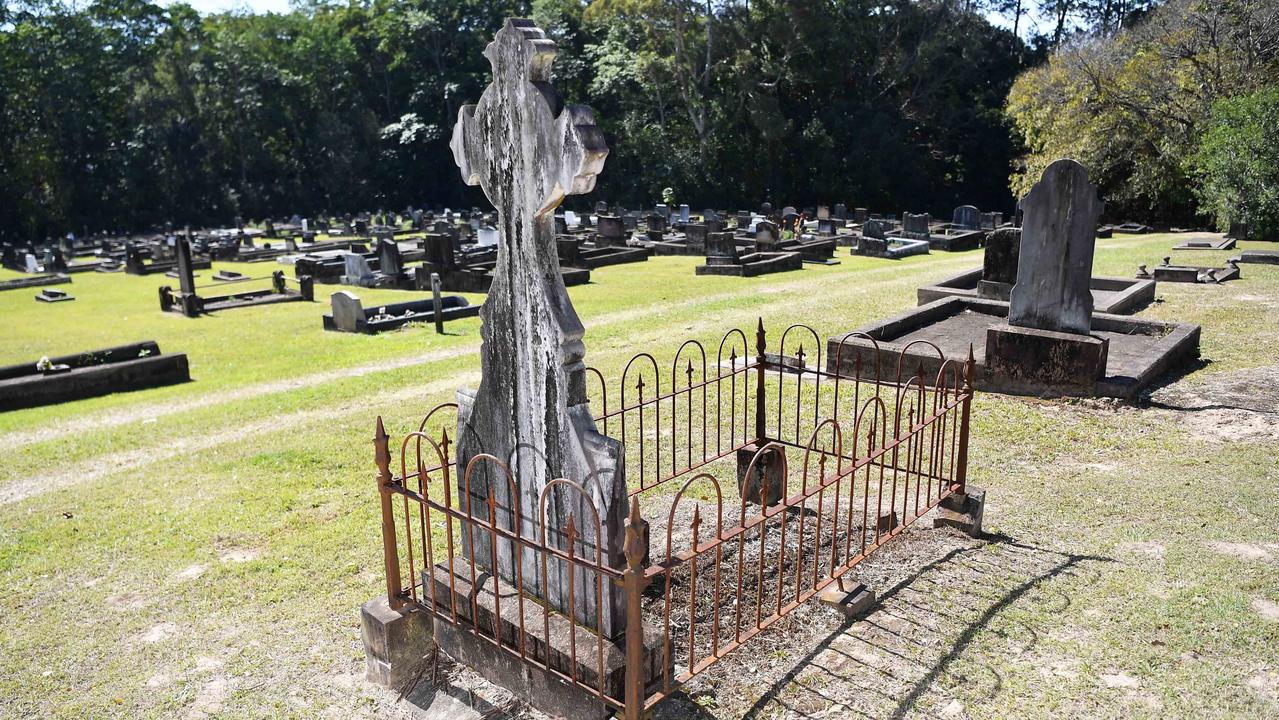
[
  {"left": 0, "top": 340, "right": 190, "bottom": 412},
  {"left": 369, "top": 320, "right": 976, "bottom": 718},
  {"left": 918, "top": 268, "right": 1156, "bottom": 315}
]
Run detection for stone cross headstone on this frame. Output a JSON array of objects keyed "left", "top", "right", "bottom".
[
  {"left": 449, "top": 18, "right": 626, "bottom": 638},
  {"left": 1008, "top": 159, "right": 1104, "bottom": 335},
  {"left": 953, "top": 205, "right": 980, "bottom": 230}
]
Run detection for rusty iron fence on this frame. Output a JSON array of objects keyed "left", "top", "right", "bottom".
[{"left": 372, "top": 320, "right": 975, "bottom": 718}]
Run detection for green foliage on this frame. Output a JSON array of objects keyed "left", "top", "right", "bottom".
[
  {"left": 1006, "top": 0, "right": 1279, "bottom": 224},
  {"left": 1192, "top": 88, "right": 1279, "bottom": 239},
  {"left": 0, "top": 0, "right": 1030, "bottom": 242}
]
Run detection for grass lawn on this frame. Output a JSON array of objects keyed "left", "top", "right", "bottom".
[{"left": 1, "top": 234, "right": 1277, "bottom": 719}]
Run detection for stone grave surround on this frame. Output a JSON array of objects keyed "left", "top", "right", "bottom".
[{"left": 449, "top": 18, "right": 628, "bottom": 638}]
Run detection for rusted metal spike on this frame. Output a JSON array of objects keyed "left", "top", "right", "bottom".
[{"left": 566, "top": 513, "right": 578, "bottom": 545}]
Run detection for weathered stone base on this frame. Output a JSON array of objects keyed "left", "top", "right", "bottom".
[
  {"left": 1235, "top": 250, "right": 1279, "bottom": 265},
  {"left": 933, "top": 487, "right": 985, "bottom": 536},
  {"left": 738, "top": 442, "right": 786, "bottom": 505},
  {"left": 818, "top": 580, "right": 877, "bottom": 618},
  {"left": 429, "top": 558, "right": 665, "bottom": 720},
  {"left": 985, "top": 323, "right": 1108, "bottom": 395},
  {"left": 360, "top": 596, "right": 434, "bottom": 688}
]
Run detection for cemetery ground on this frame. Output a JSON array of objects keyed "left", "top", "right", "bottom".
[{"left": 1, "top": 232, "right": 1277, "bottom": 720}]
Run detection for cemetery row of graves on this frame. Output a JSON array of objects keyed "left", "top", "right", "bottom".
[{"left": 3, "top": 19, "right": 1278, "bottom": 720}]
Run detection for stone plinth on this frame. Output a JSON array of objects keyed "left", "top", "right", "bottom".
[
  {"left": 933, "top": 487, "right": 985, "bottom": 536},
  {"left": 985, "top": 324, "right": 1108, "bottom": 394},
  {"left": 429, "top": 558, "right": 665, "bottom": 720},
  {"left": 737, "top": 443, "right": 786, "bottom": 505},
  {"left": 360, "top": 597, "right": 433, "bottom": 688}
]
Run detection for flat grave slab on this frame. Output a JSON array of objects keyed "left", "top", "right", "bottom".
[
  {"left": 323, "top": 291, "right": 480, "bottom": 334},
  {"left": 826, "top": 296, "right": 1199, "bottom": 399},
  {"left": 1141, "top": 259, "right": 1240, "bottom": 284},
  {"left": 1234, "top": 250, "right": 1279, "bottom": 265},
  {"left": 0, "top": 341, "right": 190, "bottom": 411},
  {"left": 918, "top": 268, "right": 1155, "bottom": 314},
  {"left": 1172, "top": 234, "right": 1236, "bottom": 251},
  {"left": 0, "top": 273, "right": 70, "bottom": 292},
  {"left": 35, "top": 288, "right": 74, "bottom": 303}
]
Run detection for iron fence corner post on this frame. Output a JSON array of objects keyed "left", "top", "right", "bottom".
[
  {"left": 955, "top": 345, "right": 975, "bottom": 495},
  {"left": 375, "top": 416, "right": 404, "bottom": 610},
  {"left": 754, "top": 317, "right": 767, "bottom": 444},
  {"left": 622, "top": 496, "right": 650, "bottom": 720}
]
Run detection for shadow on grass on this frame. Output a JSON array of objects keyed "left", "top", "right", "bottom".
[{"left": 738, "top": 533, "right": 1114, "bottom": 720}]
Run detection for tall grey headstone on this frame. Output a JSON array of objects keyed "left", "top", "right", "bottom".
[
  {"left": 449, "top": 18, "right": 626, "bottom": 637},
  {"left": 1008, "top": 159, "right": 1104, "bottom": 335}
]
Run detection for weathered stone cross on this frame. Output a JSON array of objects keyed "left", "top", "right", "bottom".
[{"left": 449, "top": 18, "right": 627, "bottom": 638}]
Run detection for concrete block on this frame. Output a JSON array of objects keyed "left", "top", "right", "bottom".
[
  {"left": 819, "top": 581, "right": 877, "bottom": 618},
  {"left": 933, "top": 486, "right": 985, "bottom": 536},
  {"left": 360, "top": 596, "right": 433, "bottom": 688}
]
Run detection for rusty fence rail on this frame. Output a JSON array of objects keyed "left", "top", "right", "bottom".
[{"left": 372, "top": 320, "right": 975, "bottom": 718}]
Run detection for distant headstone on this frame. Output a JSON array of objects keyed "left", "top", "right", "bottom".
[
  {"left": 1008, "top": 159, "right": 1104, "bottom": 335},
  {"left": 834, "top": 204, "right": 848, "bottom": 220},
  {"left": 863, "top": 219, "right": 890, "bottom": 239},
  {"left": 24, "top": 253, "right": 39, "bottom": 274},
  {"left": 953, "top": 205, "right": 980, "bottom": 230},
  {"left": 378, "top": 238, "right": 403, "bottom": 277},
  {"left": 330, "top": 291, "right": 364, "bottom": 332},
  {"left": 679, "top": 204, "right": 690, "bottom": 223},
  {"left": 901, "top": 213, "right": 931, "bottom": 240},
  {"left": 816, "top": 205, "right": 830, "bottom": 220},
  {"left": 341, "top": 253, "right": 377, "bottom": 287},
  {"left": 854, "top": 208, "right": 868, "bottom": 224}
]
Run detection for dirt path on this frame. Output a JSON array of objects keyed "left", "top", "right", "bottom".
[{"left": 0, "top": 372, "right": 478, "bottom": 507}]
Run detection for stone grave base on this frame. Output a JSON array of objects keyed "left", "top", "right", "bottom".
[
  {"left": 1173, "top": 236, "right": 1235, "bottom": 251},
  {"left": 0, "top": 341, "right": 190, "bottom": 411},
  {"left": 1235, "top": 250, "right": 1279, "bottom": 265},
  {"left": 825, "top": 296, "right": 1200, "bottom": 400},
  {"left": 986, "top": 324, "right": 1108, "bottom": 395},
  {"left": 918, "top": 268, "right": 1155, "bottom": 315},
  {"left": 572, "top": 244, "right": 649, "bottom": 269},
  {"left": 925, "top": 229, "right": 984, "bottom": 252},
  {"left": 428, "top": 558, "right": 666, "bottom": 720},
  {"left": 851, "top": 236, "right": 930, "bottom": 259},
  {"left": 695, "top": 251, "right": 802, "bottom": 277},
  {"left": 423, "top": 266, "right": 590, "bottom": 293},
  {"left": 1149, "top": 263, "right": 1240, "bottom": 284},
  {"left": 323, "top": 292, "right": 479, "bottom": 334},
  {"left": 0, "top": 274, "right": 71, "bottom": 292},
  {"left": 35, "top": 288, "right": 74, "bottom": 303}
]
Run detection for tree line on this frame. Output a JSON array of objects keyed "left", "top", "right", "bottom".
[
  {"left": 5, "top": 0, "right": 1267, "bottom": 244},
  {"left": 1, "top": 0, "right": 1045, "bottom": 243},
  {"left": 1007, "top": 0, "right": 1279, "bottom": 231}
]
